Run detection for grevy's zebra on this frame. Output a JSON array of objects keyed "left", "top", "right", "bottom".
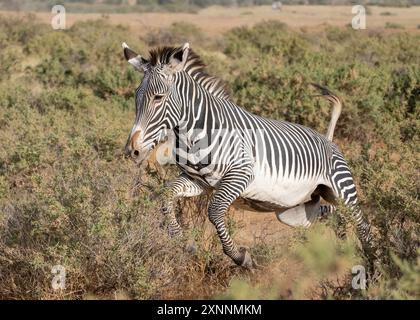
[
  {"left": 153, "top": 85, "right": 339, "bottom": 229},
  {"left": 122, "top": 43, "right": 375, "bottom": 268}
]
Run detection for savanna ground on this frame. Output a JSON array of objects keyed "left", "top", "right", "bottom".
[{"left": 0, "top": 5, "right": 419, "bottom": 299}]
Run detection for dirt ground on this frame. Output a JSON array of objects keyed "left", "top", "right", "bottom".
[
  {"left": 2, "top": 5, "right": 419, "bottom": 37},
  {"left": 232, "top": 208, "right": 302, "bottom": 296}
]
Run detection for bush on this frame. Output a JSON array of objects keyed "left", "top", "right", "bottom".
[{"left": 385, "top": 22, "right": 405, "bottom": 29}]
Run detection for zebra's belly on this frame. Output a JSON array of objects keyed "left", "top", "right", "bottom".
[
  {"left": 241, "top": 172, "right": 325, "bottom": 209},
  {"left": 234, "top": 197, "right": 289, "bottom": 213},
  {"left": 174, "top": 148, "right": 329, "bottom": 208}
]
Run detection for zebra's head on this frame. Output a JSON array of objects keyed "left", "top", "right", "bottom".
[{"left": 122, "top": 42, "right": 190, "bottom": 164}]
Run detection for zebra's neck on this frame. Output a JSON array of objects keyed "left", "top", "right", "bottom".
[{"left": 175, "top": 72, "right": 235, "bottom": 133}]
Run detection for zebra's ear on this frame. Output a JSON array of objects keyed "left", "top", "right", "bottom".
[
  {"left": 122, "top": 42, "right": 148, "bottom": 72},
  {"left": 168, "top": 42, "right": 189, "bottom": 73}
]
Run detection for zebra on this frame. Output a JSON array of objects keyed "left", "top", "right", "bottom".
[
  {"left": 148, "top": 84, "right": 340, "bottom": 226},
  {"left": 122, "top": 42, "right": 376, "bottom": 268}
]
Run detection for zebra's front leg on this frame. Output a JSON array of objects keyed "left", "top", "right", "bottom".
[
  {"left": 163, "top": 173, "right": 204, "bottom": 237},
  {"left": 208, "top": 167, "right": 255, "bottom": 268}
]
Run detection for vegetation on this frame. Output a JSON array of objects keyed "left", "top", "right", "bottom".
[
  {"left": 385, "top": 21, "right": 404, "bottom": 28},
  {"left": 0, "top": 15, "right": 418, "bottom": 299}
]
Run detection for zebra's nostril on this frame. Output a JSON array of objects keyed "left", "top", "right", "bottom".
[{"left": 133, "top": 150, "right": 140, "bottom": 157}]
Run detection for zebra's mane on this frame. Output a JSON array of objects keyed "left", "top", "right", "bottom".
[{"left": 148, "top": 46, "right": 230, "bottom": 100}]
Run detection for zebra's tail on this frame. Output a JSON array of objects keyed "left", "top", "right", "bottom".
[{"left": 311, "top": 83, "right": 342, "bottom": 142}]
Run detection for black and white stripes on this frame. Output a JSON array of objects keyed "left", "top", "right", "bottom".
[{"left": 122, "top": 43, "right": 375, "bottom": 268}]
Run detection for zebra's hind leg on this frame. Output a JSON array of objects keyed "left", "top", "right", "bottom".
[
  {"left": 329, "top": 158, "right": 377, "bottom": 264},
  {"left": 276, "top": 195, "right": 335, "bottom": 228},
  {"left": 163, "top": 173, "right": 204, "bottom": 237},
  {"left": 338, "top": 195, "right": 379, "bottom": 279}
]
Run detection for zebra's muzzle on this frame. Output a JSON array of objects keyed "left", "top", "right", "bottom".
[
  {"left": 124, "top": 130, "right": 151, "bottom": 165},
  {"left": 125, "top": 146, "right": 151, "bottom": 166}
]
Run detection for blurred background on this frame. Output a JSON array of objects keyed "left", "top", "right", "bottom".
[
  {"left": 1, "top": 0, "right": 419, "bottom": 31},
  {"left": 1, "top": 0, "right": 420, "bottom": 13},
  {"left": 0, "top": 0, "right": 418, "bottom": 300}
]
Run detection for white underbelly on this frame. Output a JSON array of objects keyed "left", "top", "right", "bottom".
[{"left": 242, "top": 166, "right": 327, "bottom": 208}]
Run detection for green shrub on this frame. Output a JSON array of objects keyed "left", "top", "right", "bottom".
[{"left": 385, "top": 22, "right": 405, "bottom": 29}]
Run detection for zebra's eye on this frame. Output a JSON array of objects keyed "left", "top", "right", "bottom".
[{"left": 154, "top": 94, "right": 164, "bottom": 104}]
